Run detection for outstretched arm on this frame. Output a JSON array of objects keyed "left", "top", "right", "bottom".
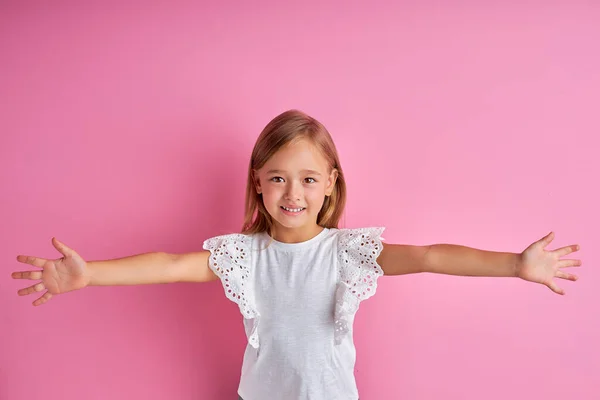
[
  {"left": 12, "top": 238, "right": 217, "bottom": 306},
  {"left": 378, "top": 232, "right": 581, "bottom": 295}
]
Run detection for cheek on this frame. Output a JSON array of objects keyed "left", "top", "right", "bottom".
[
  {"left": 261, "top": 188, "right": 281, "bottom": 206},
  {"left": 305, "top": 185, "right": 326, "bottom": 203}
]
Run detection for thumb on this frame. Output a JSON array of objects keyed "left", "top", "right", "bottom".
[
  {"left": 52, "top": 237, "right": 74, "bottom": 258},
  {"left": 547, "top": 280, "right": 565, "bottom": 296},
  {"left": 540, "top": 231, "right": 554, "bottom": 248}
]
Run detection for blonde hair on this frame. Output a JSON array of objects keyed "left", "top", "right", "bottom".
[{"left": 242, "top": 109, "right": 347, "bottom": 235}]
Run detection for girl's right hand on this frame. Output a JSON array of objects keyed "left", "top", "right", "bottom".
[{"left": 12, "top": 238, "right": 90, "bottom": 306}]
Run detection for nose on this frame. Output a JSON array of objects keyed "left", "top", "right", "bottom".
[{"left": 284, "top": 180, "right": 302, "bottom": 201}]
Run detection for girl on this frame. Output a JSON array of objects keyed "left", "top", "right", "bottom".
[{"left": 12, "top": 109, "right": 581, "bottom": 400}]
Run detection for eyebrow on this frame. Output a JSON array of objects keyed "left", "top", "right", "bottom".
[{"left": 266, "top": 169, "right": 322, "bottom": 176}]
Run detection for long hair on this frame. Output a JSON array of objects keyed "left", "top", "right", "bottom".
[{"left": 242, "top": 109, "right": 347, "bottom": 235}]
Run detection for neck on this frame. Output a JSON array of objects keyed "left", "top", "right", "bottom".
[{"left": 271, "top": 224, "right": 324, "bottom": 244}]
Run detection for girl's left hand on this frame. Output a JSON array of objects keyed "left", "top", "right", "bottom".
[{"left": 517, "top": 232, "right": 581, "bottom": 295}]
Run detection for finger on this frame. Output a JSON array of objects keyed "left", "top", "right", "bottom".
[
  {"left": 33, "top": 291, "right": 53, "bottom": 306},
  {"left": 11, "top": 270, "right": 43, "bottom": 280},
  {"left": 17, "top": 282, "right": 46, "bottom": 296},
  {"left": 15, "top": 255, "right": 47, "bottom": 268},
  {"left": 558, "top": 259, "right": 582, "bottom": 268},
  {"left": 556, "top": 270, "right": 578, "bottom": 281},
  {"left": 540, "top": 232, "right": 555, "bottom": 248},
  {"left": 554, "top": 244, "right": 581, "bottom": 258},
  {"left": 547, "top": 280, "right": 565, "bottom": 295},
  {"left": 52, "top": 237, "right": 74, "bottom": 258}
]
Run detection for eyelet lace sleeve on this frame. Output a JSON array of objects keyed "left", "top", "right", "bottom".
[
  {"left": 203, "top": 233, "right": 260, "bottom": 348},
  {"left": 334, "top": 227, "right": 385, "bottom": 345}
]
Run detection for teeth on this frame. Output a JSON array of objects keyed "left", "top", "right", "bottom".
[{"left": 282, "top": 206, "right": 304, "bottom": 212}]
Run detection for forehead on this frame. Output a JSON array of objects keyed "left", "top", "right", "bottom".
[{"left": 262, "top": 139, "right": 329, "bottom": 173}]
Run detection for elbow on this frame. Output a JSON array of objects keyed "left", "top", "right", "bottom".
[
  {"left": 165, "top": 252, "right": 185, "bottom": 283},
  {"left": 420, "top": 244, "right": 435, "bottom": 273}
]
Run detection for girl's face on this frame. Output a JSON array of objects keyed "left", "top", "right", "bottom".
[{"left": 254, "top": 138, "right": 338, "bottom": 239}]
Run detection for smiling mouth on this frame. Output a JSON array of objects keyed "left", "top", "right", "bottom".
[{"left": 281, "top": 206, "right": 305, "bottom": 212}]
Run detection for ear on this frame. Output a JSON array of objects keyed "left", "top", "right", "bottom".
[
  {"left": 253, "top": 169, "right": 262, "bottom": 194},
  {"left": 325, "top": 168, "right": 338, "bottom": 196}
]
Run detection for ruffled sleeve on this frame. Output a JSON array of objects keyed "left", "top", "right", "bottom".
[
  {"left": 334, "top": 227, "right": 385, "bottom": 345},
  {"left": 203, "top": 233, "right": 260, "bottom": 348}
]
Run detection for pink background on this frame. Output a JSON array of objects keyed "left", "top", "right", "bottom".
[{"left": 2, "top": 1, "right": 598, "bottom": 399}]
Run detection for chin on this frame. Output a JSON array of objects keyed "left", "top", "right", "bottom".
[
  {"left": 274, "top": 219, "right": 302, "bottom": 229},
  {"left": 273, "top": 215, "right": 312, "bottom": 229}
]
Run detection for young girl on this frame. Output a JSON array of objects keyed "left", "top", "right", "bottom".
[{"left": 12, "top": 109, "right": 581, "bottom": 400}]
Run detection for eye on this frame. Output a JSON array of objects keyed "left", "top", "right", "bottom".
[
  {"left": 270, "top": 177, "right": 284, "bottom": 183},
  {"left": 305, "top": 177, "right": 317, "bottom": 184}
]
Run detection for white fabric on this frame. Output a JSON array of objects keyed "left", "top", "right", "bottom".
[{"left": 203, "top": 227, "right": 385, "bottom": 400}]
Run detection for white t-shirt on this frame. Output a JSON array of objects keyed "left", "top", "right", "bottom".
[{"left": 203, "top": 226, "right": 385, "bottom": 400}]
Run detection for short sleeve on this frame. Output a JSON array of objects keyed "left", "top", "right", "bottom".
[
  {"left": 203, "top": 233, "right": 260, "bottom": 348},
  {"left": 334, "top": 227, "right": 385, "bottom": 345}
]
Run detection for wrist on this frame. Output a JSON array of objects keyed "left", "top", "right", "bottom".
[
  {"left": 513, "top": 252, "right": 524, "bottom": 278},
  {"left": 85, "top": 261, "right": 97, "bottom": 286}
]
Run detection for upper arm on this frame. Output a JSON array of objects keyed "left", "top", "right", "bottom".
[
  {"left": 171, "top": 251, "right": 219, "bottom": 283},
  {"left": 377, "top": 242, "right": 431, "bottom": 276}
]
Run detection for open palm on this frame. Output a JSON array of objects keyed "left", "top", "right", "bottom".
[
  {"left": 517, "top": 232, "right": 581, "bottom": 295},
  {"left": 12, "top": 238, "right": 90, "bottom": 306}
]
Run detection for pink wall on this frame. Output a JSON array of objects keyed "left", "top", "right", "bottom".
[{"left": 2, "top": 2, "right": 598, "bottom": 399}]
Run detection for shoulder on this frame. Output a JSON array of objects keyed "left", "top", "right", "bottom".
[
  {"left": 332, "top": 226, "right": 387, "bottom": 331},
  {"left": 332, "top": 226, "right": 386, "bottom": 245},
  {"left": 202, "top": 232, "right": 256, "bottom": 252},
  {"left": 201, "top": 232, "right": 261, "bottom": 348},
  {"left": 333, "top": 227, "right": 386, "bottom": 268}
]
